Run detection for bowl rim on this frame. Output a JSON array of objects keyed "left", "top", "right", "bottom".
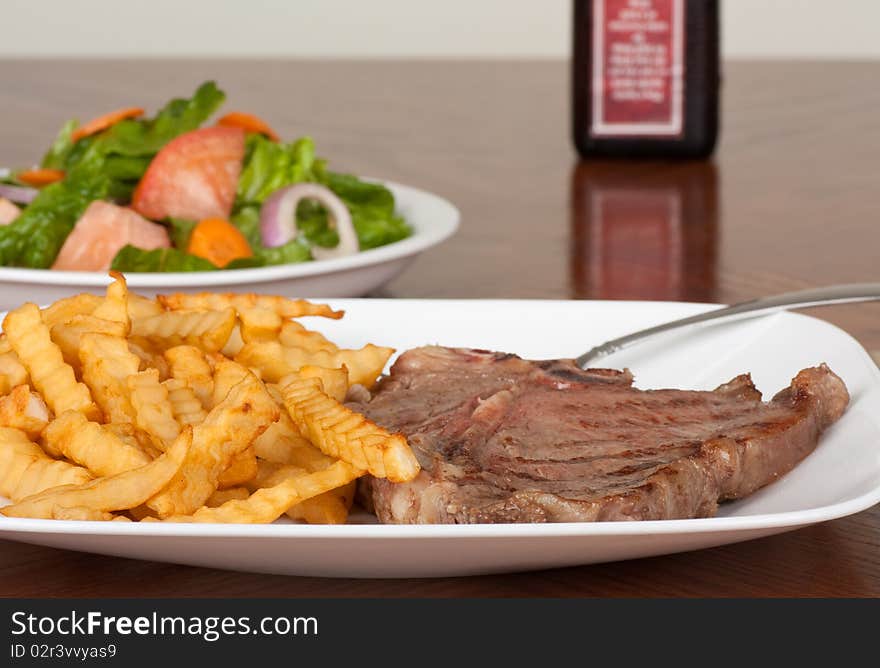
[{"left": 0, "top": 179, "right": 459, "bottom": 287}]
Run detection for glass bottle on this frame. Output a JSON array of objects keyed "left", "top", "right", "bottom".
[{"left": 572, "top": 0, "right": 720, "bottom": 159}]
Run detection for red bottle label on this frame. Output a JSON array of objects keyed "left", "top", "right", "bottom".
[{"left": 590, "top": 0, "right": 685, "bottom": 137}]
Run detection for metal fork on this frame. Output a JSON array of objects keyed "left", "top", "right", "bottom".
[{"left": 576, "top": 283, "right": 880, "bottom": 369}]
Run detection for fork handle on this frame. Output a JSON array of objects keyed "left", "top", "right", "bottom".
[{"left": 576, "top": 283, "right": 880, "bottom": 368}]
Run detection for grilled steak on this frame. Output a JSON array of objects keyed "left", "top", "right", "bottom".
[{"left": 349, "top": 346, "right": 849, "bottom": 523}]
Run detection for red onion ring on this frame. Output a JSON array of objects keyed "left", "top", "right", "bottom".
[
  {"left": 0, "top": 183, "right": 38, "bottom": 205},
  {"left": 260, "top": 183, "right": 359, "bottom": 259}
]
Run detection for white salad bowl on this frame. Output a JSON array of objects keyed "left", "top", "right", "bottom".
[{"left": 0, "top": 180, "right": 459, "bottom": 309}]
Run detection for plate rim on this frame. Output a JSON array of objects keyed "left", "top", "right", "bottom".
[
  {"left": 0, "top": 179, "right": 460, "bottom": 286},
  {"left": 1, "top": 300, "right": 878, "bottom": 542},
  {"left": 1, "top": 485, "right": 879, "bottom": 540}
]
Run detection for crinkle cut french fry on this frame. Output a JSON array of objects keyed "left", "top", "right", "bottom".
[
  {"left": 210, "top": 358, "right": 251, "bottom": 407},
  {"left": 105, "top": 422, "right": 161, "bottom": 459},
  {"left": 0, "top": 427, "right": 92, "bottom": 502},
  {"left": 1, "top": 426, "right": 191, "bottom": 519},
  {"left": 280, "top": 376, "right": 420, "bottom": 482},
  {"left": 157, "top": 292, "right": 344, "bottom": 320},
  {"left": 44, "top": 410, "right": 151, "bottom": 477},
  {"left": 246, "top": 460, "right": 305, "bottom": 489},
  {"left": 162, "top": 378, "right": 207, "bottom": 427},
  {"left": 127, "top": 336, "right": 171, "bottom": 380},
  {"left": 4, "top": 303, "right": 99, "bottom": 420},
  {"left": 217, "top": 446, "right": 258, "bottom": 489},
  {"left": 127, "top": 293, "right": 164, "bottom": 320},
  {"left": 131, "top": 308, "right": 236, "bottom": 353},
  {"left": 248, "top": 460, "right": 353, "bottom": 524},
  {"left": 13, "top": 459, "right": 94, "bottom": 503},
  {"left": 283, "top": 440, "right": 340, "bottom": 472},
  {"left": 128, "top": 504, "right": 158, "bottom": 521},
  {"left": 0, "top": 385, "right": 49, "bottom": 438},
  {"left": 287, "top": 481, "right": 356, "bottom": 525},
  {"left": 51, "top": 506, "right": 124, "bottom": 521},
  {"left": 128, "top": 369, "right": 180, "bottom": 450},
  {"left": 316, "top": 344, "right": 392, "bottom": 390},
  {"left": 164, "top": 346, "right": 214, "bottom": 409},
  {"left": 236, "top": 340, "right": 392, "bottom": 387},
  {"left": 40, "top": 293, "right": 102, "bottom": 330},
  {"left": 238, "top": 307, "right": 282, "bottom": 344},
  {"left": 146, "top": 371, "right": 278, "bottom": 517},
  {"left": 253, "top": 410, "right": 339, "bottom": 473},
  {"left": 265, "top": 382, "right": 283, "bottom": 405},
  {"left": 79, "top": 332, "right": 141, "bottom": 424},
  {"left": 278, "top": 321, "right": 339, "bottom": 353},
  {"left": 205, "top": 486, "right": 250, "bottom": 507},
  {"left": 221, "top": 323, "right": 244, "bottom": 357},
  {"left": 0, "top": 351, "right": 29, "bottom": 389},
  {"left": 91, "top": 271, "right": 130, "bottom": 329},
  {"left": 50, "top": 315, "right": 128, "bottom": 371},
  {"left": 251, "top": 412, "right": 318, "bottom": 464},
  {"left": 156, "top": 460, "right": 362, "bottom": 523},
  {"left": 294, "top": 365, "right": 349, "bottom": 402}
]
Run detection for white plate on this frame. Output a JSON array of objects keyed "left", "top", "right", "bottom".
[
  {"left": 1, "top": 299, "right": 879, "bottom": 578},
  {"left": 0, "top": 181, "right": 459, "bottom": 310}
]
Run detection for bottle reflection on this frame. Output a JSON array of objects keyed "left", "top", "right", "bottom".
[{"left": 570, "top": 161, "right": 718, "bottom": 302}]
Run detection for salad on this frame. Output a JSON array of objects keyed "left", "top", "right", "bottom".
[{"left": 0, "top": 82, "right": 411, "bottom": 272}]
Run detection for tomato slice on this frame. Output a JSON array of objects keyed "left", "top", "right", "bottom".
[
  {"left": 0, "top": 197, "right": 21, "bottom": 225},
  {"left": 52, "top": 201, "right": 171, "bottom": 271},
  {"left": 132, "top": 126, "right": 246, "bottom": 222}
]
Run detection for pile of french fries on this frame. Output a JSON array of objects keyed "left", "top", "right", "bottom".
[{"left": 0, "top": 273, "right": 419, "bottom": 524}]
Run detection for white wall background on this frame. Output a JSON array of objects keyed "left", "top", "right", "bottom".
[{"left": 2, "top": 0, "right": 879, "bottom": 59}]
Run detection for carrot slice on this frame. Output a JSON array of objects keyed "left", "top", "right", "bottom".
[
  {"left": 17, "top": 168, "right": 65, "bottom": 187},
  {"left": 216, "top": 112, "right": 280, "bottom": 142},
  {"left": 71, "top": 107, "right": 145, "bottom": 142},
  {"left": 187, "top": 218, "right": 253, "bottom": 268}
]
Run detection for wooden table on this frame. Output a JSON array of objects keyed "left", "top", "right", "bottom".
[{"left": 1, "top": 60, "right": 878, "bottom": 597}]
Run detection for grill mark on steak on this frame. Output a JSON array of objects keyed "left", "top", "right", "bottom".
[
  {"left": 534, "top": 361, "right": 634, "bottom": 386},
  {"left": 350, "top": 345, "right": 849, "bottom": 523}
]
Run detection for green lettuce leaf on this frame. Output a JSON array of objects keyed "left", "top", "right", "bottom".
[
  {"left": 230, "top": 205, "right": 261, "bottom": 249},
  {"left": 166, "top": 217, "right": 198, "bottom": 250},
  {"left": 294, "top": 199, "right": 336, "bottom": 247},
  {"left": 236, "top": 134, "right": 318, "bottom": 205},
  {"left": 142, "top": 81, "right": 226, "bottom": 152},
  {"left": 0, "top": 167, "right": 111, "bottom": 268},
  {"left": 110, "top": 245, "right": 217, "bottom": 272},
  {"left": 40, "top": 120, "right": 78, "bottom": 170},
  {"left": 252, "top": 238, "right": 312, "bottom": 266},
  {"left": 321, "top": 172, "right": 411, "bottom": 250},
  {"left": 223, "top": 257, "right": 265, "bottom": 269}
]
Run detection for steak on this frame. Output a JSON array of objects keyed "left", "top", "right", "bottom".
[{"left": 349, "top": 346, "right": 849, "bottom": 523}]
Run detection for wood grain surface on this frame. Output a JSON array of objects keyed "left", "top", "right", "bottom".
[{"left": 0, "top": 59, "right": 878, "bottom": 597}]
